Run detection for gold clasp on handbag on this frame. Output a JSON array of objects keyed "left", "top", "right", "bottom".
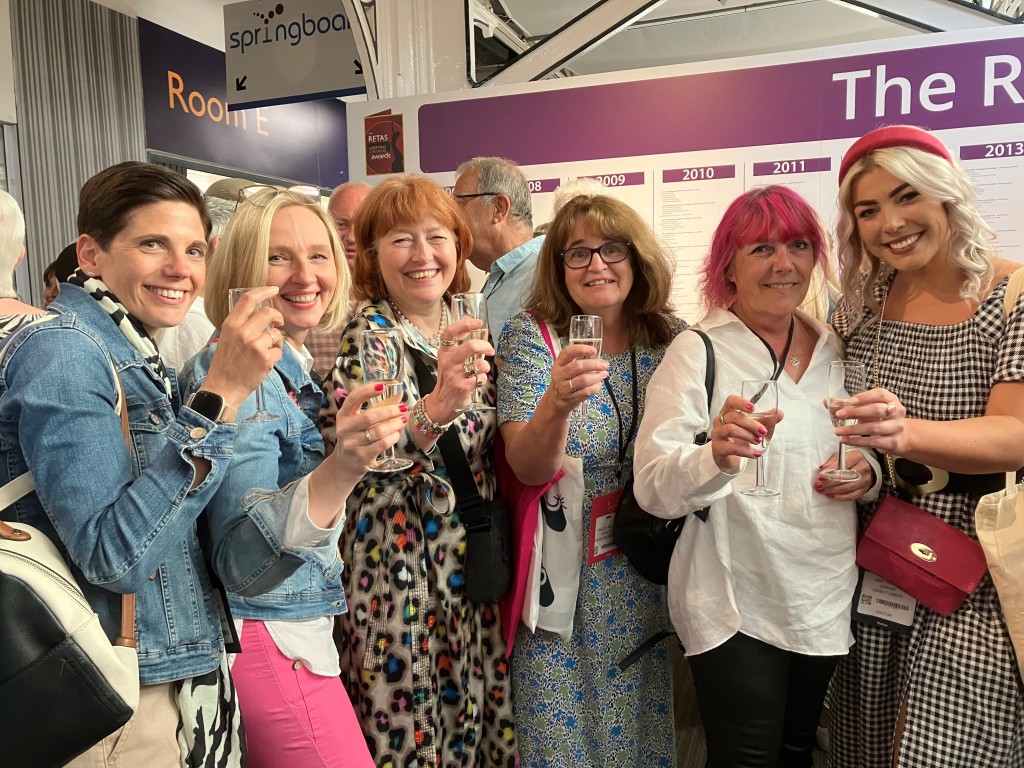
[{"left": 911, "top": 542, "right": 937, "bottom": 562}]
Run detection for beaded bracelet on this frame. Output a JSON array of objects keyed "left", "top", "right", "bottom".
[{"left": 410, "top": 397, "right": 452, "bottom": 440}]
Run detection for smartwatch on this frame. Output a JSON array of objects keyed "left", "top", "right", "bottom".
[{"left": 185, "top": 390, "right": 236, "bottom": 424}]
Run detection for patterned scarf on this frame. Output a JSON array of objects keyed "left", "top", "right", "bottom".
[{"left": 66, "top": 269, "right": 173, "bottom": 399}]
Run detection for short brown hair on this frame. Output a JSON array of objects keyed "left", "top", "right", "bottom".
[
  {"left": 204, "top": 189, "right": 350, "bottom": 331},
  {"left": 525, "top": 194, "right": 676, "bottom": 348},
  {"left": 351, "top": 176, "right": 472, "bottom": 301},
  {"left": 78, "top": 161, "right": 211, "bottom": 249}
]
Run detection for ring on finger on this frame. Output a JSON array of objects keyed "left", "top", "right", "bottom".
[
  {"left": 719, "top": 412, "right": 727, "bottom": 426},
  {"left": 463, "top": 359, "right": 476, "bottom": 378},
  {"left": 475, "top": 375, "right": 484, "bottom": 389},
  {"left": 264, "top": 329, "right": 275, "bottom": 346},
  {"left": 439, "top": 335, "right": 456, "bottom": 348},
  {"left": 569, "top": 377, "right": 576, "bottom": 393},
  {"left": 364, "top": 428, "right": 374, "bottom": 444}
]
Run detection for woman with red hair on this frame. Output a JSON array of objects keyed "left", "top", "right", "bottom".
[{"left": 634, "top": 184, "right": 879, "bottom": 768}]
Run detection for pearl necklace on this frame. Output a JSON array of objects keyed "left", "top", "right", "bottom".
[{"left": 388, "top": 299, "right": 448, "bottom": 347}]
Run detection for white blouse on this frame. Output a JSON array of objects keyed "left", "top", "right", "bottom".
[{"left": 633, "top": 307, "right": 880, "bottom": 657}]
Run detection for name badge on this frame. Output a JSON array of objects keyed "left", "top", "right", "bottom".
[
  {"left": 588, "top": 490, "right": 623, "bottom": 565},
  {"left": 852, "top": 569, "right": 916, "bottom": 634}
]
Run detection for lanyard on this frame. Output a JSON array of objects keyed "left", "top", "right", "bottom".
[
  {"left": 738, "top": 314, "right": 795, "bottom": 403},
  {"left": 602, "top": 347, "right": 639, "bottom": 476}
]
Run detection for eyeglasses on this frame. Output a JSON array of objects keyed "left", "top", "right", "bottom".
[
  {"left": 452, "top": 192, "right": 498, "bottom": 206},
  {"left": 237, "top": 184, "right": 321, "bottom": 209},
  {"left": 560, "top": 241, "right": 632, "bottom": 270}
]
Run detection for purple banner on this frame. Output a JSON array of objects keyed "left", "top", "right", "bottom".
[
  {"left": 139, "top": 20, "right": 348, "bottom": 188},
  {"left": 960, "top": 140, "right": 1024, "bottom": 161},
  {"left": 529, "top": 178, "right": 561, "bottom": 193},
  {"left": 581, "top": 172, "right": 645, "bottom": 187},
  {"left": 418, "top": 35, "right": 1024, "bottom": 173},
  {"left": 663, "top": 165, "right": 736, "bottom": 183},
  {"left": 752, "top": 157, "right": 832, "bottom": 176}
]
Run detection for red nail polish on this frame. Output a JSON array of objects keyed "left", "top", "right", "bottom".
[
  {"left": 401, "top": 416, "right": 408, "bottom": 424},
  {"left": 815, "top": 481, "right": 824, "bottom": 490},
  {"left": 745, "top": 402, "right": 755, "bottom": 411},
  {"left": 374, "top": 383, "right": 384, "bottom": 392},
  {"left": 399, "top": 404, "right": 409, "bottom": 413},
  {"left": 754, "top": 452, "right": 763, "bottom": 458},
  {"left": 758, "top": 426, "right": 767, "bottom": 436}
]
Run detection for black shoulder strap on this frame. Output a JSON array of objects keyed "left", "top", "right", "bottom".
[
  {"left": 690, "top": 328, "right": 715, "bottom": 524},
  {"left": 409, "top": 352, "right": 486, "bottom": 522}
]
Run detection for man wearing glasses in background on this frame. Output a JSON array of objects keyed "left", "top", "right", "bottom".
[{"left": 453, "top": 156, "right": 543, "bottom": 340}]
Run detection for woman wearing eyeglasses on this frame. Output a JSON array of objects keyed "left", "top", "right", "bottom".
[
  {"left": 496, "top": 194, "right": 680, "bottom": 766},
  {"left": 180, "top": 188, "right": 404, "bottom": 767}
]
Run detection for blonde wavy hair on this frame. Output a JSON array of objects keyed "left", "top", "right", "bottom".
[
  {"left": 205, "top": 189, "right": 350, "bottom": 331},
  {"left": 836, "top": 146, "right": 996, "bottom": 322}
]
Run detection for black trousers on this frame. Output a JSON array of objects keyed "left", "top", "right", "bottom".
[{"left": 687, "top": 632, "right": 839, "bottom": 768}]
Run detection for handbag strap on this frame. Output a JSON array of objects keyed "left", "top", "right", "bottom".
[
  {"left": 410, "top": 351, "right": 487, "bottom": 525},
  {"left": 0, "top": 324, "right": 137, "bottom": 648},
  {"left": 690, "top": 328, "right": 715, "bottom": 523}
]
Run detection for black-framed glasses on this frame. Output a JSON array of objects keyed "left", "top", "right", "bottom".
[
  {"left": 452, "top": 192, "right": 498, "bottom": 205},
  {"left": 560, "top": 241, "right": 632, "bottom": 270}
]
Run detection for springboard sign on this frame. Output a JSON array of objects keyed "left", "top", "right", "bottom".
[{"left": 223, "top": 0, "right": 365, "bottom": 109}]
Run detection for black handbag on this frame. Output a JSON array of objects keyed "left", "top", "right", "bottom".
[
  {"left": 613, "top": 329, "right": 715, "bottom": 585},
  {"left": 411, "top": 352, "right": 511, "bottom": 604}
]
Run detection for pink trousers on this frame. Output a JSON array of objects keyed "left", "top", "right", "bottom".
[{"left": 233, "top": 620, "right": 373, "bottom": 768}]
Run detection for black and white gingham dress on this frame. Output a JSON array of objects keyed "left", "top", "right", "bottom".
[{"left": 829, "top": 273, "right": 1024, "bottom": 768}]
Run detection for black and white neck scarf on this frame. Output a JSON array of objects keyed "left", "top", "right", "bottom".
[{"left": 67, "top": 269, "right": 173, "bottom": 400}]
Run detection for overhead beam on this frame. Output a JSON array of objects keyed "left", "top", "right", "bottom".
[
  {"left": 834, "top": 0, "right": 1013, "bottom": 31},
  {"left": 480, "top": 0, "right": 668, "bottom": 87}
]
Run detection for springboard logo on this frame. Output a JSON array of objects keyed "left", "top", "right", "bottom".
[{"left": 228, "top": 3, "right": 351, "bottom": 54}]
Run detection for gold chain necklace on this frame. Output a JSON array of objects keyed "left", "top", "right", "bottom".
[{"left": 388, "top": 299, "right": 448, "bottom": 347}]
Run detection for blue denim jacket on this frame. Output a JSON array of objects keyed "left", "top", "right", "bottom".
[
  {"left": 181, "top": 341, "right": 346, "bottom": 620},
  {"left": 0, "top": 285, "right": 310, "bottom": 684}
]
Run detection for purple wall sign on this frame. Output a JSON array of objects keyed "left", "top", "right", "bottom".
[
  {"left": 752, "top": 157, "right": 832, "bottom": 176},
  {"left": 418, "top": 35, "right": 1024, "bottom": 173},
  {"left": 581, "top": 172, "right": 645, "bottom": 187},
  {"left": 663, "top": 165, "right": 736, "bottom": 183},
  {"left": 960, "top": 140, "right": 1024, "bottom": 161},
  {"left": 139, "top": 19, "right": 348, "bottom": 188},
  {"left": 529, "top": 178, "right": 561, "bottom": 193}
]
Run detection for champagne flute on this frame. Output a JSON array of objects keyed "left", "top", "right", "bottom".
[
  {"left": 450, "top": 293, "right": 494, "bottom": 412},
  {"left": 228, "top": 287, "right": 280, "bottom": 424},
  {"left": 741, "top": 378, "right": 779, "bottom": 497},
  {"left": 568, "top": 315, "right": 603, "bottom": 418},
  {"left": 821, "top": 361, "right": 868, "bottom": 482},
  {"left": 358, "top": 328, "right": 414, "bottom": 473}
]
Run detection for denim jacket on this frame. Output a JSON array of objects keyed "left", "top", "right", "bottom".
[
  {"left": 181, "top": 341, "right": 346, "bottom": 620},
  {"left": 0, "top": 286, "right": 308, "bottom": 684}
]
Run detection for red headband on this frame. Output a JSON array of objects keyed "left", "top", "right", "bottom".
[{"left": 838, "top": 125, "right": 953, "bottom": 186}]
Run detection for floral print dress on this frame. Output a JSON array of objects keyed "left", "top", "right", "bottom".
[
  {"left": 321, "top": 302, "right": 518, "bottom": 768},
  {"left": 497, "top": 311, "right": 678, "bottom": 768}
]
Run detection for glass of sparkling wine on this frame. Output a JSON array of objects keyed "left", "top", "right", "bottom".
[
  {"left": 451, "top": 293, "right": 494, "bottom": 412},
  {"left": 568, "top": 315, "right": 603, "bottom": 418},
  {"left": 358, "top": 328, "right": 414, "bottom": 473},
  {"left": 227, "top": 288, "right": 280, "bottom": 424},
  {"left": 820, "top": 360, "right": 867, "bottom": 482},
  {"left": 741, "top": 378, "right": 780, "bottom": 497}
]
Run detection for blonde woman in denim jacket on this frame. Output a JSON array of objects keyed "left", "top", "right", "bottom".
[{"left": 182, "top": 188, "right": 403, "bottom": 767}]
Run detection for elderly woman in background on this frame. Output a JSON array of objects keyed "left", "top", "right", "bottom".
[
  {"left": 320, "top": 175, "right": 518, "bottom": 768},
  {"left": 0, "top": 189, "right": 44, "bottom": 331},
  {"left": 182, "top": 188, "right": 405, "bottom": 767},
  {"left": 497, "top": 193, "right": 680, "bottom": 767},
  {"left": 0, "top": 161, "right": 342, "bottom": 765},
  {"left": 633, "top": 185, "right": 879, "bottom": 768},
  {"left": 827, "top": 126, "right": 1024, "bottom": 767}
]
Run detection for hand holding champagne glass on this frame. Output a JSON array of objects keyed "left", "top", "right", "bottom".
[
  {"left": 450, "top": 293, "right": 494, "bottom": 412},
  {"left": 820, "top": 361, "right": 867, "bottom": 482},
  {"left": 358, "top": 328, "right": 414, "bottom": 473},
  {"left": 741, "top": 378, "right": 779, "bottom": 497},
  {"left": 569, "top": 315, "right": 603, "bottom": 417},
  {"left": 228, "top": 287, "right": 280, "bottom": 423}
]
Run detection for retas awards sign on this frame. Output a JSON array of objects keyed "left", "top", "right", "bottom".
[{"left": 224, "top": 0, "right": 365, "bottom": 109}]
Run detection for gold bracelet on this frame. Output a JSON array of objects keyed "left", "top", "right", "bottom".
[{"left": 410, "top": 398, "right": 452, "bottom": 439}]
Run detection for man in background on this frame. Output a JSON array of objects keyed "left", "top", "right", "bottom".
[
  {"left": 306, "top": 181, "right": 371, "bottom": 377},
  {"left": 453, "top": 156, "right": 543, "bottom": 340}
]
